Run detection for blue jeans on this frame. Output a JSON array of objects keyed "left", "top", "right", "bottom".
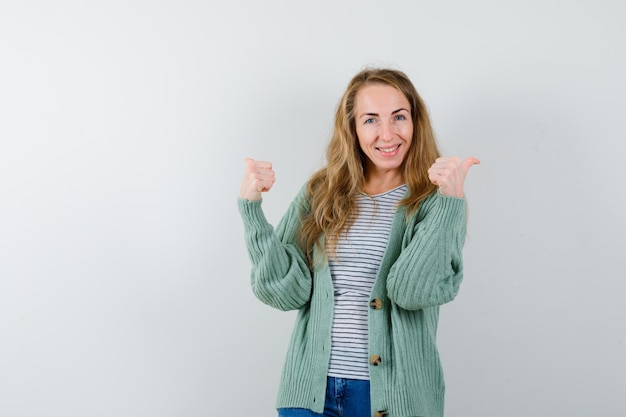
[{"left": 278, "top": 377, "right": 371, "bottom": 417}]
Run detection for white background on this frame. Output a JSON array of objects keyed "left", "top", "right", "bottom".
[{"left": 1, "top": 0, "right": 625, "bottom": 416}]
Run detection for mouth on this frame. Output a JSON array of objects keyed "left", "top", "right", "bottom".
[{"left": 377, "top": 144, "right": 400, "bottom": 154}]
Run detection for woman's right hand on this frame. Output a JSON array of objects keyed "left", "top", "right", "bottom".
[{"left": 239, "top": 158, "right": 275, "bottom": 201}]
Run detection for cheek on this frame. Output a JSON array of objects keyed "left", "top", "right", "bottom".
[
  {"left": 401, "top": 129, "right": 413, "bottom": 151},
  {"left": 355, "top": 133, "right": 366, "bottom": 152},
  {"left": 356, "top": 129, "right": 371, "bottom": 146},
  {"left": 405, "top": 123, "right": 414, "bottom": 135},
  {"left": 403, "top": 125, "right": 414, "bottom": 142}
]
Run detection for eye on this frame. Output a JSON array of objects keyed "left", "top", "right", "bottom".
[
  {"left": 364, "top": 117, "right": 375, "bottom": 124},
  {"left": 394, "top": 114, "right": 407, "bottom": 121}
]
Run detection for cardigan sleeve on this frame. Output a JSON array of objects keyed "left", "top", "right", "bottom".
[
  {"left": 237, "top": 187, "right": 312, "bottom": 311},
  {"left": 386, "top": 192, "right": 467, "bottom": 310}
]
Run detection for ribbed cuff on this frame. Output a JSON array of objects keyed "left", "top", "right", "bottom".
[
  {"left": 433, "top": 193, "right": 467, "bottom": 226},
  {"left": 237, "top": 198, "right": 270, "bottom": 229}
]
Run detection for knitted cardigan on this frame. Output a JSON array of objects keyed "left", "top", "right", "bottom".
[{"left": 238, "top": 185, "right": 467, "bottom": 417}]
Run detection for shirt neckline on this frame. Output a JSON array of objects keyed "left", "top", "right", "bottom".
[{"left": 360, "top": 183, "right": 408, "bottom": 198}]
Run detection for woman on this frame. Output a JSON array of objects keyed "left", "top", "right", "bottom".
[{"left": 238, "top": 68, "right": 479, "bottom": 417}]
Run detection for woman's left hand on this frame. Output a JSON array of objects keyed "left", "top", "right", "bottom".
[{"left": 428, "top": 156, "right": 480, "bottom": 198}]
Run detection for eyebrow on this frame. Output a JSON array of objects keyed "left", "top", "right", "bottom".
[{"left": 359, "top": 108, "right": 410, "bottom": 118}]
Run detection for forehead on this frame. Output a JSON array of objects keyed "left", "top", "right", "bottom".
[{"left": 354, "top": 83, "right": 410, "bottom": 110}]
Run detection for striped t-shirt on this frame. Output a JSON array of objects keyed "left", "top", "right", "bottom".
[{"left": 327, "top": 184, "right": 407, "bottom": 380}]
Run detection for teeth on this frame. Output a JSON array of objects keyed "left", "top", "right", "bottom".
[{"left": 379, "top": 145, "right": 399, "bottom": 153}]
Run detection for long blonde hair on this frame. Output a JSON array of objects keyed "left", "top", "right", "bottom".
[{"left": 299, "top": 68, "right": 440, "bottom": 266}]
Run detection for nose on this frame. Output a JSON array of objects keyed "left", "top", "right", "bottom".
[{"left": 379, "top": 120, "right": 394, "bottom": 141}]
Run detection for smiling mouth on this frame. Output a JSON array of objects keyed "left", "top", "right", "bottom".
[{"left": 377, "top": 144, "right": 400, "bottom": 153}]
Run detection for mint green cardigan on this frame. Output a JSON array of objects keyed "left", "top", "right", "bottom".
[{"left": 238, "top": 186, "right": 467, "bottom": 417}]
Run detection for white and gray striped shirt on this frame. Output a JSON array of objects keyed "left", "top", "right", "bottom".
[{"left": 327, "top": 184, "right": 407, "bottom": 380}]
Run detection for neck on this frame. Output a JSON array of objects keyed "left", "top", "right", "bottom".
[{"left": 362, "top": 171, "right": 405, "bottom": 195}]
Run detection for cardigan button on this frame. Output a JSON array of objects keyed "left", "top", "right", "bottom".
[
  {"left": 370, "top": 298, "right": 383, "bottom": 310},
  {"left": 369, "top": 354, "right": 382, "bottom": 366},
  {"left": 374, "top": 410, "right": 388, "bottom": 417}
]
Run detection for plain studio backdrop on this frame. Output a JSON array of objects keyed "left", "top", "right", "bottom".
[{"left": 1, "top": 0, "right": 624, "bottom": 416}]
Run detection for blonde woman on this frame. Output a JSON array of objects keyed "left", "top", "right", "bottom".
[{"left": 238, "top": 68, "right": 479, "bottom": 417}]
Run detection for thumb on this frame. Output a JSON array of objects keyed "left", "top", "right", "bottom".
[
  {"left": 462, "top": 157, "right": 480, "bottom": 173},
  {"left": 244, "top": 157, "right": 256, "bottom": 169}
]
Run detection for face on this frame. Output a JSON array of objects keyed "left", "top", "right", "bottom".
[{"left": 354, "top": 84, "right": 413, "bottom": 178}]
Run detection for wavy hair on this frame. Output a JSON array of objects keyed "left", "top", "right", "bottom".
[{"left": 299, "top": 68, "right": 441, "bottom": 266}]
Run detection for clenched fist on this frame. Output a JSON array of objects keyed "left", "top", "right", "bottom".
[
  {"left": 428, "top": 156, "right": 480, "bottom": 198},
  {"left": 239, "top": 158, "right": 276, "bottom": 201}
]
